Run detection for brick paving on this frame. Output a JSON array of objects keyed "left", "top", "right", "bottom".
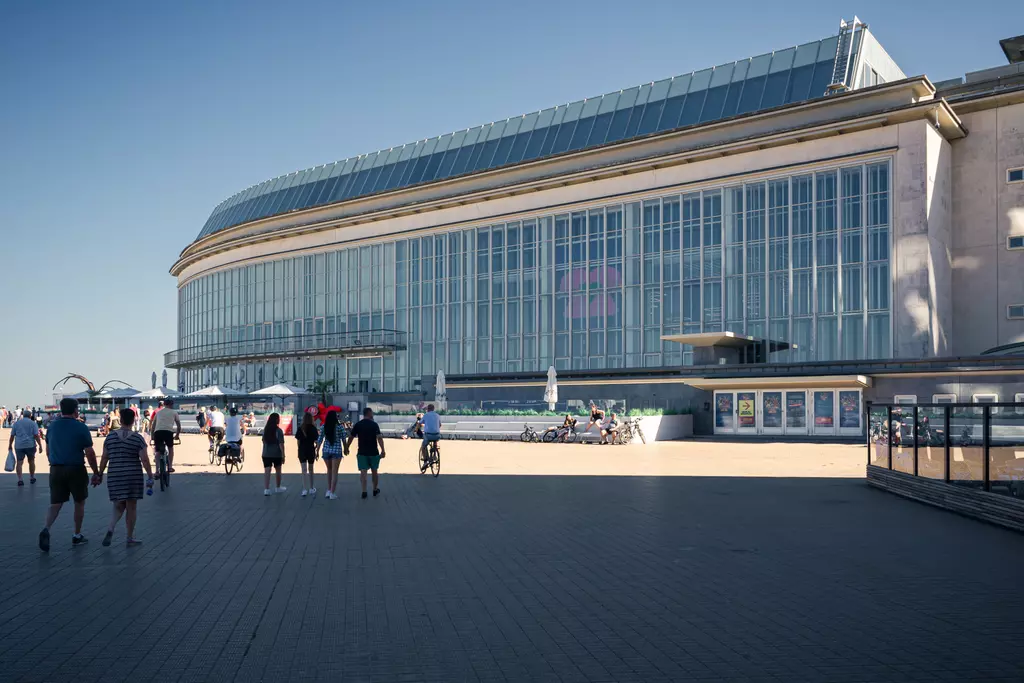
[{"left": 0, "top": 441, "right": 1022, "bottom": 682}]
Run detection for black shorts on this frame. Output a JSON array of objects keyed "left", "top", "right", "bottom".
[
  {"left": 298, "top": 449, "right": 317, "bottom": 464},
  {"left": 153, "top": 430, "right": 176, "bottom": 453},
  {"left": 262, "top": 457, "right": 283, "bottom": 469},
  {"left": 50, "top": 465, "right": 89, "bottom": 504},
  {"left": 209, "top": 427, "right": 225, "bottom": 439}
]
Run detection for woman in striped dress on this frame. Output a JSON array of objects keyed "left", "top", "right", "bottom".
[{"left": 97, "top": 408, "right": 154, "bottom": 547}]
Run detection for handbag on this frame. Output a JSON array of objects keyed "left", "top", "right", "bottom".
[{"left": 4, "top": 449, "right": 15, "bottom": 473}]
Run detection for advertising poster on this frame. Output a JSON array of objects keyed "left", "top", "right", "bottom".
[
  {"left": 839, "top": 391, "right": 861, "bottom": 429},
  {"left": 814, "top": 391, "right": 834, "bottom": 427},
  {"left": 715, "top": 394, "right": 733, "bottom": 429},
  {"left": 738, "top": 392, "right": 756, "bottom": 428},
  {"left": 786, "top": 392, "right": 806, "bottom": 428},
  {"left": 762, "top": 392, "right": 782, "bottom": 428}
]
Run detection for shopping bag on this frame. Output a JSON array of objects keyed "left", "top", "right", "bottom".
[{"left": 4, "top": 450, "right": 15, "bottom": 473}]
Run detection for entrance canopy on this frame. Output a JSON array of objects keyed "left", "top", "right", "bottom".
[
  {"left": 685, "top": 374, "right": 872, "bottom": 390},
  {"left": 662, "top": 332, "right": 796, "bottom": 365}
]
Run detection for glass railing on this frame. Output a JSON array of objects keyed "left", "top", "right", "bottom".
[
  {"left": 867, "top": 402, "right": 1024, "bottom": 497},
  {"left": 164, "top": 329, "right": 406, "bottom": 368}
]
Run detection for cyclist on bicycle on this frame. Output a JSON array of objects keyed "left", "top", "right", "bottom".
[
  {"left": 151, "top": 398, "right": 181, "bottom": 473},
  {"left": 419, "top": 404, "right": 442, "bottom": 471},
  {"left": 222, "top": 406, "right": 244, "bottom": 459},
  {"left": 207, "top": 405, "right": 226, "bottom": 453}
]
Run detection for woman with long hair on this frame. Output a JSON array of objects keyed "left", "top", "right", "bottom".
[
  {"left": 317, "top": 410, "right": 347, "bottom": 500},
  {"left": 97, "top": 408, "right": 153, "bottom": 547},
  {"left": 261, "top": 413, "right": 287, "bottom": 496},
  {"left": 295, "top": 412, "right": 319, "bottom": 497}
]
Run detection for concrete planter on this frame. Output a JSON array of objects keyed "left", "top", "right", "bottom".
[{"left": 635, "top": 415, "right": 694, "bottom": 442}]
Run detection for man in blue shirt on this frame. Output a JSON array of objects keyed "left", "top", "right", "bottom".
[
  {"left": 39, "top": 398, "right": 100, "bottom": 552},
  {"left": 7, "top": 409, "right": 43, "bottom": 486}
]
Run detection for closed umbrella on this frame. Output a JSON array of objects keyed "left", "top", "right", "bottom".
[
  {"left": 435, "top": 370, "right": 447, "bottom": 412},
  {"left": 543, "top": 366, "right": 558, "bottom": 411}
]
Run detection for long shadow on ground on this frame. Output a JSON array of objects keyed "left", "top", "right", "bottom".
[{"left": 0, "top": 473, "right": 1021, "bottom": 682}]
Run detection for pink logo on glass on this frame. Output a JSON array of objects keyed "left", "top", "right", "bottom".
[{"left": 558, "top": 265, "right": 622, "bottom": 319}]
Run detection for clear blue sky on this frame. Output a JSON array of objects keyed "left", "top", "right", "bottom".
[{"left": 0, "top": 0, "right": 1017, "bottom": 407}]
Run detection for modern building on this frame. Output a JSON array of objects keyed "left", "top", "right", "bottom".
[{"left": 168, "top": 19, "right": 1024, "bottom": 437}]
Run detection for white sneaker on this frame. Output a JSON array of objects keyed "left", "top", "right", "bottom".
[
  {"left": 263, "top": 489, "right": 271, "bottom": 496},
  {"left": 328, "top": 491, "right": 337, "bottom": 500},
  {"left": 301, "top": 489, "right": 308, "bottom": 497},
  {"left": 276, "top": 486, "right": 288, "bottom": 494},
  {"left": 309, "top": 487, "right": 317, "bottom": 497}
]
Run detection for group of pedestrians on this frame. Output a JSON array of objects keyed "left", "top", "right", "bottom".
[
  {"left": 15, "top": 397, "right": 399, "bottom": 552},
  {"left": 265, "top": 407, "right": 385, "bottom": 500},
  {"left": 2, "top": 405, "right": 27, "bottom": 428}
]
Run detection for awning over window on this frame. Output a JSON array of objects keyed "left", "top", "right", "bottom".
[{"left": 683, "top": 374, "right": 872, "bottom": 390}]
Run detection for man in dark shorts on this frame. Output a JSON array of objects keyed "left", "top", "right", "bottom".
[
  {"left": 40, "top": 398, "right": 100, "bottom": 552},
  {"left": 345, "top": 407, "right": 386, "bottom": 499}
]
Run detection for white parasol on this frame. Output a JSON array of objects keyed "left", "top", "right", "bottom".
[
  {"left": 434, "top": 370, "right": 447, "bottom": 412},
  {"left": 250, "top": 383, "right": 308, "bottom": 396},
  {"left": 543, "top": 365, "right": 558, "bottom": 411}
]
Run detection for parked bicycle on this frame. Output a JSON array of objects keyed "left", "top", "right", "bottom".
[
  {"left": 520, "top": 424, "right": 540, "bottom": 442},
  {"left": 616, "top": 417, "right": 647, "bottom": 445}
]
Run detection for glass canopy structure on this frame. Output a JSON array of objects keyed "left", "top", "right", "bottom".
[{"left": 194, "top": 33, "right": 855, "bottom": 242}]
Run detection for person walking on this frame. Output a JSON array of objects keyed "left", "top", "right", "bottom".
[
  {"left": 345, "top": 407, "right": 385, "bottom": 499},
  {"left": 294, "top": 412, "right": 320, "bottom": 498},
  {"left": 261, "top": 413, "right": 287, "bottom": 496},
  {"left": 196, "top": 407, "right": 207, "bottom": 435},
  {"left": 317, "top": 411, "right": 347, "bottom": 500},
  {"left": 97, "top": 408, "right": 153, "bottom": 547},
  {"left": 39, "top": 398, "right": 100, "bottom": 552},
  {"left": 8, "top": 409, "right": 43, "bottom": 486}
]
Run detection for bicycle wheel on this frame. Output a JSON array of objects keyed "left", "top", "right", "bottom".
[
  {"left": 224, "top": 457, "right": 233, "bottom": 475},
  {"left": 636, "top": 425, "right": 646, "bottom": 445},
  {"left": 619, "top": 425, "right": 632, "bottom": 444},
  {"left": 542, "top": 430, "right": 558, "bottom": 443},
  {"left": 162, "top": 456, "right": 171, "bottom": 489},
  {"left": 564, "top": 429, "right": 578, "bottom": 443},
  {"left": 158, "top": 455, "right": 167, "bottom": 491},
  {"left": 430, "top": 444, "right": 440, "bottom": 477},
  {"left": 208, "top": 446, "right": 215, "bottom": 465},
  {"left": 418, "top": 447, "right": 428, "bottom": 474},
  {"left": 237, "top": 451, "right": 244, "bottom": 472}
]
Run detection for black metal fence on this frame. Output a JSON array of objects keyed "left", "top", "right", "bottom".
[{"left": 866, "top": 402, "right": 1024, "bottom": 497}]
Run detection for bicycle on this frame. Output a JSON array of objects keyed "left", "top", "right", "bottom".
[
  {"left": 209, "top": 431, "right": 225, "bottom": 465},
  {"left": 154, "top": 441, "right": 171, "bottom": 491},
  {"left": 542, "top": 424, "right": 578, "bottom": 443},
  {"left": 520, "top": 424, "right": 540, "bottom": 442},
  {"left": 617, "top": 417, "right": 646, "bottom": 445},
  {"left": 419, "top": 439, "right": 441, "bottom": 477},
  {"left": 221, "top": 441, "right": 245, "bottom": 475}
]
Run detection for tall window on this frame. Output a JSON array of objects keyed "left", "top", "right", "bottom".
[{"left": 181, "top": 160, "right": 892, "bottom": 390}]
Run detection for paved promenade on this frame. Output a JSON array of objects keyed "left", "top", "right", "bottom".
[{"left": 0, "top": 433, "right": 1022, "bottom": 682}]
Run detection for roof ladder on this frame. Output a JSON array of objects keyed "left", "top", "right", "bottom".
[{"left": 826, "top": 17, "right": 865, "bottom": 95}]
